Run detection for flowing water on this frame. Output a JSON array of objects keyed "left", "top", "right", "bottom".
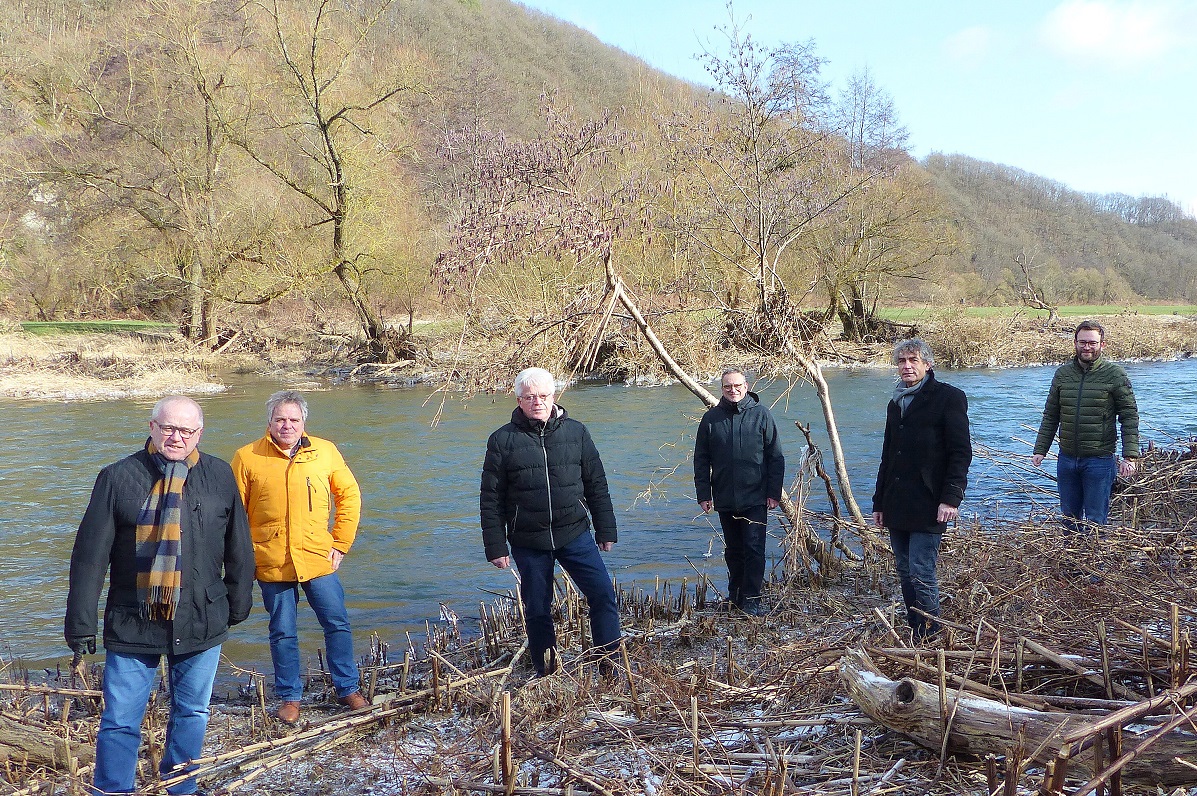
[{"left": 3, "top": 359, "right": 1195, "bottom": 670}]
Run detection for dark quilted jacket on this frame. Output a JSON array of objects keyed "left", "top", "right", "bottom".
[
  {"left": 65, "top": 448, "right": 255, "bottom": 656},
  {"left": 693, "top": 392, "right": 785, "bottom": 513},
  {"left": 1033, "top": 356, "right": 1140, "bottom": 459},
  {"left": 480, "top": 405, "right": 617, "bottom": 561}
]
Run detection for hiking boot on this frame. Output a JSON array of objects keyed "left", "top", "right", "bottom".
[
  {"left": 337, "top": 692, "right": 370, "bottom": 710},
  {"left": 741, "top": 599, "right": 768, "bottom": 617},
  {"left": 277, "top": 700, "right": 301, "bottom": 724},
  {"left": 533, "top": 647, "right": 560, "bottom": 678}
]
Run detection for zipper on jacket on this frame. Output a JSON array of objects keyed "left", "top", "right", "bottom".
[
  {"left": 1071, "top": 366, "right": 1087, "bottom": 457},
  {"left": 540, "top": 426, "right": 555, "bottom": 549},
  {"left": 306, "top": 477, "right": 313, "bottom": 511}
]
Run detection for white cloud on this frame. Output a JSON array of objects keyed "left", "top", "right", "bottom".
[
  {"left": 1038, "top": 0, "right": 1193, "bottom": 64},
  {"left": 943, "top": 25, "right": 993, "bottom": 66}
]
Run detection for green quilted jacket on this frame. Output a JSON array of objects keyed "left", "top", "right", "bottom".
[{"left": 1033, "top": 355, "right": 1140, "bottom": 459}]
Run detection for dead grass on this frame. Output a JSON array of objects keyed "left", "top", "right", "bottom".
[{"left": 9, "top": 445, "right": 1197, "bottom": 795}]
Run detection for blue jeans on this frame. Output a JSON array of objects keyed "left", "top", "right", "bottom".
[
  {"left": 94, "top": 645, "right": 222, "bottom": 795},
  {"left": 510, "top": 532, "right": 622, "bottom": 674},
  {"left": 1057, "top": 453, "right": 1118, "bottom": 530},
  {"left": 889, "top": 529, "right": 942, "bottom": 639},
  {"left": 259, "top": 573, "right": 361, "bottom": 700},
  {"left": 717, "top": 505, "right": 768, "bottom": 608}
]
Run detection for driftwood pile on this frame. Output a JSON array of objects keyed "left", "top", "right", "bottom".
[{"left": 4, "top": 444, "right": 1197, "bottom": 795}]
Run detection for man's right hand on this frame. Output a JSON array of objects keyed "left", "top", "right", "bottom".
[
  {"left": 1031, "top": 454, "right": 1045, "bottom": 467},
  {"left": 699, "top": 500, "right": 713, "bottom": 513},
  {"left": 489, "top": 556, "right": 510, "bottom": 569},
  {"left": 872, "top": 512, "right": 884, "bottom": 528},
  {"left": 67, "top": 635, "right": 96, "bottom": 656}
]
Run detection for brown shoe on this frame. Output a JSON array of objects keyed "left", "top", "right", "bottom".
[
  {"left": 277, "top": 700, "right": 301, "bottom": 724},
  {"left": 337, "top": 691, "right": 369, "bottom": 710}
]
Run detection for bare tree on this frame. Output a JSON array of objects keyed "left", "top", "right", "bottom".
[
  {"left": 8, "top": 0, "right": 289, "bottom": 342},
  {"left": 1014, "top": 250, "right": 1059, "bottom": 323},
  {"left": 438, "top": 96, "right": 880, "bottom": 568},
  {"left": 224, "top": 0, "right": 423, "bottom": 361}
]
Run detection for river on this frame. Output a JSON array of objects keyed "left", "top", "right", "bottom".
[{"left": 3, "top": 359, "right": 1195, "bottom": 670}]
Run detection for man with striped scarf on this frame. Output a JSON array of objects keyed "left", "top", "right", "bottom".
[{"left": 65, "top": 395, "right": 255, "bottom": 795}]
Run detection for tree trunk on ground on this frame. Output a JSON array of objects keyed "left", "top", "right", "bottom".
[
  {"left": 840, "top": 648, "right": 1197, "bottom": 787},
  {"left": 0, "top": 714, "right": 93, "bottom": 768}
]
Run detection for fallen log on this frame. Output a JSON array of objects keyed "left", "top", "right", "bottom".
[
  {"left": 839, "top": 648, "right": 1197, "bottom": 786},
  {"left": 0, "top": 715, "right": 94, "bottom": 769}
]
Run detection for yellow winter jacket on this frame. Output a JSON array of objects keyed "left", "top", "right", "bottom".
[{"left": 231, "top": 434, "right": 362, "bottom": 583}]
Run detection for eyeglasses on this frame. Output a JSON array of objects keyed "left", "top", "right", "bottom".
[
  {"left": 722, "top": 382, "right": 747, "bottom": 391},
  {"left": 1076, "top": 340, "right": 1103, "bottom": 348},
  {"left": 153, "top": 421, "right": 201, "bottom": 439},
  {"left": 518, "top": 393, "right": 553, "bottom": 404}
]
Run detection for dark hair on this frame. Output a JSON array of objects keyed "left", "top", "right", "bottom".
[{"left": 1074, "top": 320, "right": 1106, "bottom": 341}]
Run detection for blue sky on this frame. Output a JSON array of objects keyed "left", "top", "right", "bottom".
[{"left": 518, "top": 0, "right": 1197, "bottom": 216}]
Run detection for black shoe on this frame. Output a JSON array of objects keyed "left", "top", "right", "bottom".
[
  {"left": 533, "top": 647, "right": 560, "bottom": 678},
  {"left": 741, "top": 601, "right": 769, "bottom": 617}
]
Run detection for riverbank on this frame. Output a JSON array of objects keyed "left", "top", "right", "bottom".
[
  {"left": 2, "top": 312, "right": 1196, "bottom": 401},
  {"left": 9, "top": 452, "right": 1197, "bottom": 795}
]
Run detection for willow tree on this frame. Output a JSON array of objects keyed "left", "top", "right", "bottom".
[
  {"left": 224, "top": 0, "right": 423, "bottom": 361},
  {"left": 8, "top": 0, "right": 284, "bottom": 342},
  {"left": 656, "top": 17, "right": 877, "bottom": 533},
  {"left": 437, "top": 96, "right": 878, "bottom": 572}
]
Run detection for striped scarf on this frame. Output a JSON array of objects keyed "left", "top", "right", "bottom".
[{"left": 135, "top": 441, "right": 199, "bottom": 620}]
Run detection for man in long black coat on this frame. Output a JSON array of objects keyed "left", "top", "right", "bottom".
[{"left": 872, "top": 340, "right": 972, "bottom": 641}]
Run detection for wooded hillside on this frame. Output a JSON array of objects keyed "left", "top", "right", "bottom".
[{"left": 1, "top": 0, "right": 1192, "bottom": 367}]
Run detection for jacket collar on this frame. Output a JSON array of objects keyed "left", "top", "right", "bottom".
[
  {"left": 719, "top": 391, "right": 760, "bottom": 414},
  {"left": 511, "top": 403, "right": 566, "bottom": 432}
]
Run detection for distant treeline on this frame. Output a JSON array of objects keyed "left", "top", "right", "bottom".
[{"left": 1, "top": 0, "right": 1194, "bottom": 365}]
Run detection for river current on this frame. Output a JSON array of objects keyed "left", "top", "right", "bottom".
[{"left": 2, "top": 359, "right": 1195, "bottom": 669}]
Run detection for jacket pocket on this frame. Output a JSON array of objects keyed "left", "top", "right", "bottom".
[{"left": 204, "top": 581, "right": 230, "bottom": 638}]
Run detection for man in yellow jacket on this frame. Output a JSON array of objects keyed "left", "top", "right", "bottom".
[{"left": 232, "top": 390, "right": 366, "bottom": 724}]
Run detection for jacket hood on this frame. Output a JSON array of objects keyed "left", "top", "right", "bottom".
[{"left": 718, "top": 391, "right": 760, "bottom": 413}]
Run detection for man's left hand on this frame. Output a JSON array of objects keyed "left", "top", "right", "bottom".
[
  {"left": 766, "top": 498, "right": 779, "bottom": 510},
  {"left": 1119, "top": 458, "right": 1138, "bottom": 478},
  {"left": 329, "top": 549, "right": 345, "bottom": 571},
  {"left": 598, "top": 541, "right": 614, "bottom": 552},
  {"left": 936, "top": 503, "right": 959, "bottom": 523}
]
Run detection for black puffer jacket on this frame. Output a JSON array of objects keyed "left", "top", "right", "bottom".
[
  {"left": 872, "top": 371, "right": 972, "bottom": 533},
  {"left": 480, "top": 405, "right": 617, "bottom": 561},
  {"left": 693, "top": 392, "right": 785, "bottom": 513},
  {"left": 65, "top": 448, "right": 255, "bottom": 656}
]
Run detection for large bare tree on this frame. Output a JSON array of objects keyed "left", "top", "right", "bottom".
[{"left": 224, "top": 0, "right": 423, "bottom": 361}]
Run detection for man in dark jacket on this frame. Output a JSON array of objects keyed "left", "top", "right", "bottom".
[
  {"left": 693, "top": 367, "right": 785, "bottom": 616},
  {"left": 1032, "top": 319, "right": 1140, "bottom": 530},
  {"left": 65, "top": 395, "right": 254, "bottom": 795},
  {"left": 480, "top": 367, "right": 621, "bottom": 677},
  {"left": 872, "top": 340, "right": 972, "bottom": 641}
]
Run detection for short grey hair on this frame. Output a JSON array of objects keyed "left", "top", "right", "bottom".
[
  {"left": 720, "top": 367, "right": 746, "bottom": 381},
  {"left": 892, "top": 338, "right": 935, "bottom": 367},
  {"left": 514, "top": 367, "right": 556, "bottom": 397},
  {"left": 266, "top": 390, "right": 309, "bottom": 424},
  {"left": 151, "top": 395, "right": 203, "bottom": 426}
]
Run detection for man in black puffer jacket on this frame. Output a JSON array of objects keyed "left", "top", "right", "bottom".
[
  {"left": 65, "top": 395, "right": 254, "bottom": 795},
  {"left": 872, "top": 340, "right": 972, "bottom": 641},
  {"left": 693, "top": 367, "right": 785, "bottom": 616},
  {"left": 480, "top": 367, "right": 620, "bottom": 677}
]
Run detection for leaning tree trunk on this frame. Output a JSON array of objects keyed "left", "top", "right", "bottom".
[{"left": 596, "top": 252, "right": 877, "bottom": 569}]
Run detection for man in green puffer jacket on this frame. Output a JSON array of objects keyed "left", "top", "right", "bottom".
[{"left": 1032, "top": 320, "right": 1140, "bottom": 530}]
